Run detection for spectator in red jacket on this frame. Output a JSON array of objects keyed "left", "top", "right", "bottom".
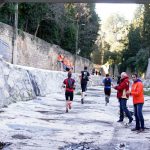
[{"left": 113, "top": 72, "right": 133, "bottom": 123}]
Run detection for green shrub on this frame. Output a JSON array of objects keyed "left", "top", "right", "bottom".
[
  {"left": 144, "top": 90, "right": 150, "bottom": 96},
  {"left": 76, "top": 92, "right": 81, "bottom": 95}
]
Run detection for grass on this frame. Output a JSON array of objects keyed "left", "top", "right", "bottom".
[
  {"left": 76, "top": 92, "right": 81, "bottom": 95},
  {"left": 144, "top": 90, "right": 150, "bottom": 96}
]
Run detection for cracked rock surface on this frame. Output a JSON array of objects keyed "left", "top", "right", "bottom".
[{"left": 0, "top": 86, "right": 150, "bottom": 150}]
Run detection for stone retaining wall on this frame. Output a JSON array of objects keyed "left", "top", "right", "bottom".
[
  {"left": 0, "top": 58, "right": 102, "bottom": 108},
  {"left": 0, "top": 22, "right": 93, "bottom": 73}
]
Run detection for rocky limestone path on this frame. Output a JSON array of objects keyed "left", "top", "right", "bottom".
[{"left": 0, "top": 86, "right": 150, "bottom": 150}]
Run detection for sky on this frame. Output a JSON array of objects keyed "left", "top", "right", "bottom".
[{"left": 95, "top": 3, "right": 138, "bottom": 22}]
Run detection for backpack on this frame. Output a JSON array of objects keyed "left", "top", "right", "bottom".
[
  {"left": 67, "top": 78, "right": 74, "bottom": 89},
  {"left": 104, "top": 78, "right": 111, "bottom": 86},
  {"left": 82, "top": 71, "right": 89, "bottom": 81}
]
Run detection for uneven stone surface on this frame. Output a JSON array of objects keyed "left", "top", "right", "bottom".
[{"left": 0, "top": 86, "right": 150, "bottom": 150}]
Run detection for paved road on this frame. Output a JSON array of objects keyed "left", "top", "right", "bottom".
[{"left": 0, "top": 86, "right": 150, "bottom": 150}]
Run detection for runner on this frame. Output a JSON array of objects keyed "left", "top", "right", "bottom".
[
  {"left": 63, "top": 72, "right": 75, "bottom": 113},
  {"left": 57, "top": 53, "right": 64, "bottom": 71},
  {"left": 102, "top": 74, "right": 112, "bottom": 106},
  {"left": 80, "top": 66, "right": 90, "bottom": 104}
]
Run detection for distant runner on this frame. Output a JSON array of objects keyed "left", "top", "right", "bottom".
[
  {"left": 63, "top": 72, "right": 75, "bottom": 113},
  {"left": 80, "top": 66, "right": 90, "bottom": 104},
  {"left": 102, "top": 74, "right": 112, "bottom": 106}
]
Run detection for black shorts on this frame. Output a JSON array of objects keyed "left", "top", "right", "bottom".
[
  {"left": 104, "top": 88, "right": 111, "bottom": 96},
  {"left": 81, "top": 82, "right": 87, "bottom": 92},
  {"left": 65, "top": 91, "right": 74, "bottom": 101},
  {"left": 66, "top": 67, "right": 70, "bottom": 72}
]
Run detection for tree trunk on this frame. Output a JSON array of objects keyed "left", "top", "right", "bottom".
[
  {"left": 74, "top": 20, "right": 79, "bottom": 73},
  {"left": 34, "top": 23, "right": 40, "bottom": 37},
  {"left": 12, "top": 3, "right": 18, "bottom": 64},
  {"left": 25, "top": 19, "right": 28, "bottom": 32}
]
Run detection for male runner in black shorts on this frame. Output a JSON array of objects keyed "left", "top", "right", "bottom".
[{"left": 80, "top": 66, "right": 90, "bottom": 104}]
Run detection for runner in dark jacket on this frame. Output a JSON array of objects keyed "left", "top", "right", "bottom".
[
  {"left": 102, "top": 74, "right": 112, "bottom": 106},
  {"left": 80, "top": 66, "right": 90, "bottom": 104}
]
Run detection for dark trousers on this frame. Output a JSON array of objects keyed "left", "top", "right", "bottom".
[
  {"left": 134, "top": 103, "right": 144, "bottom": 129},
  {"left": 81, "top": 82, "right": 87, "bottom": 92},
  {"left": 119, "top": 98, "right": 132, "bottom": 121}
]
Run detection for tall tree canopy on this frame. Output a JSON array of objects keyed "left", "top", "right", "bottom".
[
  {"left": 97, "top": 4, "right": 150, "bottom": 75},
  {"left": 120, "top": 4, "right": 150, "bottom": 74}
]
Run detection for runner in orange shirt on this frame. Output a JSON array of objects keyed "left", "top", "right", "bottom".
[
  {"left": 63, "top": 57, "right": 71, "bottom": 72},
  {"left": 57, "top": 54, "right": 64, "bottom": 71}
]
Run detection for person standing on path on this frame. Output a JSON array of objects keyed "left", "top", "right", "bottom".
[
  {"left": 113, "top": 72, "right": 133, "bottom": 123},
  {"left": 102, "top": 74, "right": 113, "bottom": 106},
  {"left": 127, "top": 73, "right": 145, "bottom": 132},
  {"left": 63, "top": 72, "right": 75, "bottom": 113},
  {"left": 80, "top": 66, "right": 90, "bottom": 104}
]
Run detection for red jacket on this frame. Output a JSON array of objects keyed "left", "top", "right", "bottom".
[
  {"left": 131, "top": 79, "right": 144, "bottom": 104},
  {"left": 114, "top": 77, "right": 130, "bottom": 99}
]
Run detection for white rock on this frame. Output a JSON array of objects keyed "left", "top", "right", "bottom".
[
  {"left": 0, "top": 78, "right": 5, "bottom": 88},
  {"left": 7, "top": 78, "right": 14, "bottom": 88},
  {"left": 3, "top": 90, "right": 9, "bottom": 98},
  {"left": 3, "top": 67, "right": 10, "bottom": 75}
]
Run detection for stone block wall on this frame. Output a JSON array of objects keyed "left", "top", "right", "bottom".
[
  {"left": 0, "top": 22, "right": 93, "bottom": 73},
  {"left": 0, "top": 23, "right": 12, "bottom": 62}
]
